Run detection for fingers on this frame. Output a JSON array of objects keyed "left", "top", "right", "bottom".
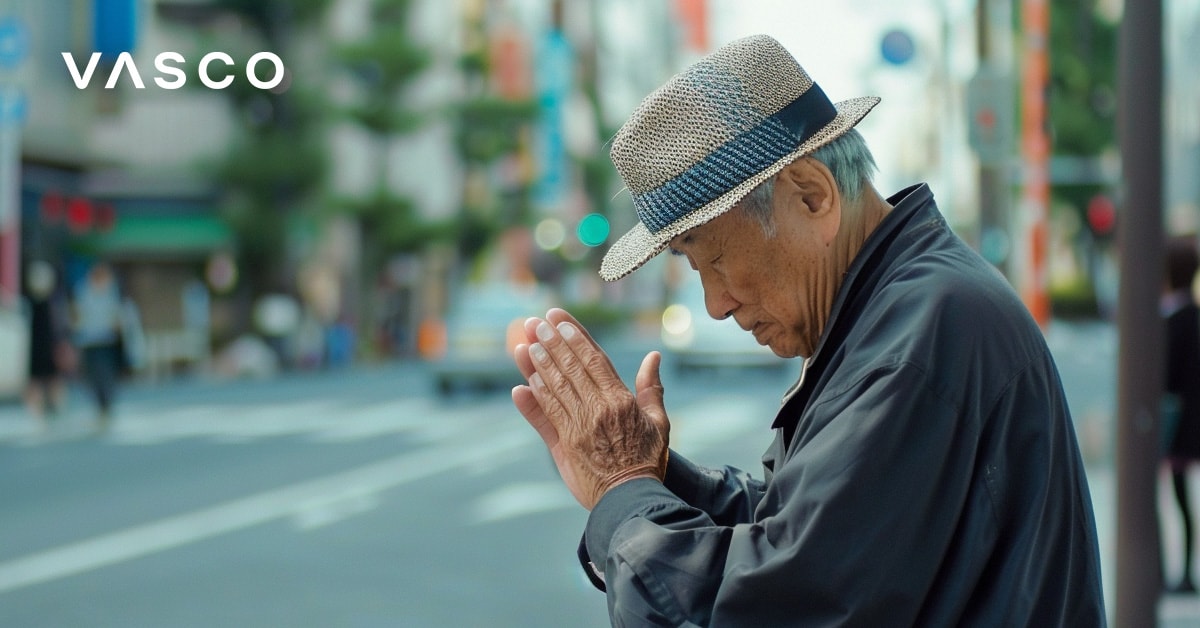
[
  {"left": 556, "top": 321, "right": 625, "bottom": 390},
  {"left": 514, "top": 343, "right": 536, "bottom": 380},
  {"left": 527, "top": 322, "right": 586, "bottom": 410},
  {"left": 635, "top": 351, "right": 665, "bottom": 412},
  {"left": 546, "top": 309, "right": 621, "bottom": 377},
  {"left": 512, "top": 385, "right": 558, "bottom": 448},
  {"left": 545, "top": 308, "right": 597, "bottom": 344}
]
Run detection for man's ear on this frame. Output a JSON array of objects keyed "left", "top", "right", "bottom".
[{"left": 776, "top": 157, "right": 841, "bottom": 244}]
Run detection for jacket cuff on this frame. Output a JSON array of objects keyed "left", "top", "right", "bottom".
[
  {"left": 584, "top": 477, "right": 678, "bottom": 576},
  {"left": 662, "top": 449, "right": 711, "bottom": 500}
]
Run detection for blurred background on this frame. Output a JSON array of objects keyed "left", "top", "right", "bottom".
[{"left": 0, "top": 0, "right": 1197, "bottom": 626}]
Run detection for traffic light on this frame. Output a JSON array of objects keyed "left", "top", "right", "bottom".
[
  {"left": 577, "top": 213, "right": 609, "bottom": 247},
  {"left": 1086, "top": 194, "right": 1115, "bottom": 237}
]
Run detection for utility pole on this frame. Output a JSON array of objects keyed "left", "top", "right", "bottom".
[
  {"left": 972, "top": 0, "right": 1014, "bottom": 278},
  {"left": 1017, "top": 0, "right": 1050, "bottom": 327},
  {"left": 1114, "top": 0, "right": 1164, "bottom": 625}
]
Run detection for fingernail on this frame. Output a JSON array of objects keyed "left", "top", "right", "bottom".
[
  {"left": 536, "top": 321, "right": 553, "bottom": 342},
  {"left": 557, "top": 322, "right": 576, "bottom": 340},
  {"left": 530, "top": 343, "right": 547, "bottom": 362}
]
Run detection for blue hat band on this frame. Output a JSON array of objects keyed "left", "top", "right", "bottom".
[{"left": 634, "top": 84, "right": 838, "bottom": 234}]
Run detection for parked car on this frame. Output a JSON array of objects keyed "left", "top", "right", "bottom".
[
  {"left": 660, "top": 274, "right": 789, "bottom": 373},
  {"left": 429, "top": 281, "right": 552, "bottom": 396}
]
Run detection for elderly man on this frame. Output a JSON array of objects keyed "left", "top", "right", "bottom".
[{"left": 511, "top": 35, "right": 1105, "bottom": 626}]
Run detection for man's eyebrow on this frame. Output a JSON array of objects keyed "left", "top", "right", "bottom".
[{"left": 668, "top": 234, "right": 693, "bottom": 256}]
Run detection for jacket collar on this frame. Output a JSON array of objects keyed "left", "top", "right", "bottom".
[{"left": 776, "top": 183, "right": 938, "bottom": 419}]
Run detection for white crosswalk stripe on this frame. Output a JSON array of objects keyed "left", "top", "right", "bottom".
[
  {"left": 466, "top": 394, "right": 779, "bottom": 524},
  {"left": 0, "top": 395, "right": 524, "bottom": 447}
]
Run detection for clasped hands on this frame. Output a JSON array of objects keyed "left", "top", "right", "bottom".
[{"left": 511, "top": 308, "right": 670, "bottom": 510}]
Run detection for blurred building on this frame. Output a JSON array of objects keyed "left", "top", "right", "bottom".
[
  {"left": 1, "top": 0, "right": 805, "bottom": 379},
  {"left": 1166, "top": 1, "right": 1200, "bottom": 234},
  {"left": 14, "top": 0, "right": 235, "bottom": 378}
]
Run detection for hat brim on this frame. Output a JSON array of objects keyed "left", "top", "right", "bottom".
[{"left": 599, "top": 95, "right": 881, "bottom": 282}]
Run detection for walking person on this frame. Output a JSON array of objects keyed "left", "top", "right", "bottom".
[
  {"left": 1161, "top": 234, "right": 1200, "bottom": 594},
  {"left": 510, "top": 35, "right": 1105, "bottom": 625},
  {"left": 22, "top": 260, "right": 71, "bottom": 431},
  {"left": 71, "top": 262, "right": 123, "bottom": 431}
]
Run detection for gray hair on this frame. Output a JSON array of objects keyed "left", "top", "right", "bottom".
[{"left": 739, "top": 129, "right": 877, "bottom": 236}]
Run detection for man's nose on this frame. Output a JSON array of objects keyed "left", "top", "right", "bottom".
[{"left": 703, "top": 285, "right": 738, "bottom": 320}]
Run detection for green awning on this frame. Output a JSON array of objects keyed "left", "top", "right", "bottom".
[{"left": 81, "top": 215, "right": 233, "bottom": 257}]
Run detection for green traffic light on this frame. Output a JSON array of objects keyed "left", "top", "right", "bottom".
[{"left": 577, "top": 213, "right": 610, "bottom": 247}]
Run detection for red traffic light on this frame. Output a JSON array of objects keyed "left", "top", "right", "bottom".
[
  {"left": 1086, "top": 195, "right": 1115, "bottom": 236},
  {"left": 66, "top": 197, "right": 93, "bottom": 233}
]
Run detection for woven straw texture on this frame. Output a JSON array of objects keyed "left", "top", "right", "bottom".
[{"left": 600, "top": 34, "right": 879, "bottom": 281}]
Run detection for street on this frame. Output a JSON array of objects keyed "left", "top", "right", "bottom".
[
  {"left": 0, "top": 341, "right": 798, "bottom": 627},
  {"left": 1, "top": 320, "right": 1199, "bottom": 626}
]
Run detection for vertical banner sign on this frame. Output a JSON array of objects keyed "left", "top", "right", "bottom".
[
  {"left": 0, "top": 11, "right": 27, "bottom": 308},
  {"left": 673, "top": 0, "right": 708, "bottom": 53},
  {"left": 534, "top": 28, "right": 571, "bottom": 210},
  {"left": 0, "top": 86, "right": 21, "bottom": 307},
  {"left": 94, "top": 0, "right": 138, "bottom": 61},
  {"left": 1019, "top": 0, "right": 1050, "bottom": 326}
]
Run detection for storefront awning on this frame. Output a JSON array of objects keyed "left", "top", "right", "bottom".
[{"left": 81, "top": 215, "right": 233, "bottom": 257}]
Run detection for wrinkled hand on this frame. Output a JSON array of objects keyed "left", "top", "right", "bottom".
[{"left": 511, "top": 308, "right": 670, "bottom": 510}]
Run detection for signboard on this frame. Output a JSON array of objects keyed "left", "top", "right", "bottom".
[
  {"left": 965, "top": 64, "right": 1013, "bottom": 166},
  {"left": 0, "top": 15, "right": 28, "bottom": 69}
]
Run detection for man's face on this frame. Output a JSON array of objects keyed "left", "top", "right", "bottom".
[{"left": 668, "top": 196, "right": 831, "bottom": 359}]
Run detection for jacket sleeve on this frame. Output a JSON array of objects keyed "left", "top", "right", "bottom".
[
  {"left": 575, "top": 451, "right": 768, "bottom": 592},
  {"left": 581, "top": 361, "right": 983, "bottom": 627},
  {"left": 662, "top": 450, "right": 767, "bottom": 527}
]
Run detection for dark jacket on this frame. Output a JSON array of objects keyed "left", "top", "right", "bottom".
[
  {"left": 1165, "top": 298, "right": 1200, "bottom": 460},
  {"left": 581, "top": 184, "right": 1106, "bottom": 626}
]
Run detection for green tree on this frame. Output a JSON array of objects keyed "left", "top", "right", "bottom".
[
  {"left": 200, "top": 0, "right": 334, "bottom": 296},
  {"left": 1047, "top": 0, "right": 1118, "bottom": 226},
  {"left": 334, "top": 0, "right": 436, "bottom": 268},
  {"left": 449, "top": 9, "right": 538, "bottom": 270}
]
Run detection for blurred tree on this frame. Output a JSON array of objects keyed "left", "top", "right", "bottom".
[
  {"left": 449, "top": 5, "right": 538, "bottom": 270},
  {"left": 334, "top": 0, "right": 437, "bottom": 267},
  {"left": 330, "top": 0, "right": 436, "bottom": 358},
  {"left": 1027, "top": 0, "right": 1119, "bottom": 317},
  {"left": 197, "top": 0, "right": 334, "bottom": 298},
  {"left": 1047, "top": 0, "right": 1118, "bottom": 234}
]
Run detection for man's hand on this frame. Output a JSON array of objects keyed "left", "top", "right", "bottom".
[{"left": 511, "top": 308, "right": 669, "bottom": 510}]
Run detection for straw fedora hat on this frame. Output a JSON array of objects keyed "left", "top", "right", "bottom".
[{"left": 600, "top": 34, "right": 880, "bottom": 281}]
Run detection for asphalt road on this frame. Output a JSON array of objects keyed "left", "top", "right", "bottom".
[
  {"left": 0, "top": 349, "right": 799, "bottom": 628},
  {"left": 3, "top": 321, "right": 1200, "bottom": 626}
]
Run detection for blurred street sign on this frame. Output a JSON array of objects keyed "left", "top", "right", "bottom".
[
  {"left": 0, "top": 15, "right": 27, "bottom": 70},
  {"left": 880, "top": 29, "right": 916, "bottom": 66},
  {"left": 94, "top": 0, "right": 138, "bottom": 62},
  {"left": 0, "top": 83, "right": 19, "bottom": 306},
  {"left": 966, "top": 64, "right": 1014, "bottom": 165},
  {"left": 534, "top": 29, "right": 572, "bottom": 210},
  {"left": 0, "top": 84, "right": 24, "bottom": 125}
]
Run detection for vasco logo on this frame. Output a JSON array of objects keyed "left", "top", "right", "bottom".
[{"left": 61, "top": 51, "right": 285, "bottom": 90}]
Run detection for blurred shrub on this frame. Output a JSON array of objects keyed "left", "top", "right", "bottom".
[
  {"left": 1050, "top": 277, "right": 1100, "bottom": 320},
  {"left": 565, "top": 302, "right": 627, "bottom": 339}
]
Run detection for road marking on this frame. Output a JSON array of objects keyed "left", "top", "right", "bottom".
[
  {"left": 292, "top": 490, "right": 381, "bottom": 531},
  {"left": 465, "top": 396, "right": 773, "bottom": 525},
  {"left": 467, "top": 481, "right": 577, "bottom": 524},
  {"left": 0, "top": 426, "right": 536, "bottom": 594},
  {"left": 669, "top": 395, "right": 769, "bottom": 453}
]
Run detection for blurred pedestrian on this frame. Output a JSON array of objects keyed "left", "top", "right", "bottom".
[
  {"left": 22, "top": 260, "right": 71, "bottom": 430},
  {"left": 1161, "top": 234, "right": 1200, "bottom": 594},
  {"left": 510, "top": 35, "right": 1105, "bottom": 625},
  {"left": 71, "top": 262, "right": 123, "bottom": 431}
]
